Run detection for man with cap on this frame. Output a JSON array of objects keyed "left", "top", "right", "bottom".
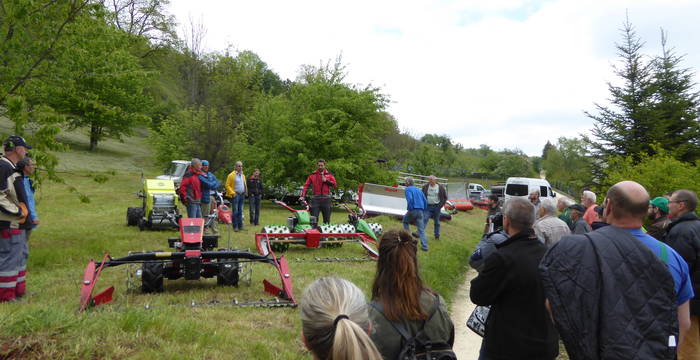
[
  {"left": 0, "top": 136, "right": 30, "bottom": 302},
  {"left": 198, "top": 160, "right": 221, "bottom": 233},
  {"left": 569, "top": 204, "right": 591, "bottom": 234},
  {"left": 648, "top": 196, "right": 671, "bottom": 241}
]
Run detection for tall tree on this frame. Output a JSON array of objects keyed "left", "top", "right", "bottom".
[
  {"left": 586, "top": 17, "right": 657, "bottom": 159},
  {"left": 650, "top": 30, "right": 700, "bottom": 162}
]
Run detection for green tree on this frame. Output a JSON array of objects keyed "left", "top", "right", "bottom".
[
  {"left": 542, "top": 137, "right": 594, "bottom": 194},
  {"left": 650, "top": 30, "right": 700, "bottom": 162},
  {"left": 33, "top": 13, "right": 153, "bottom": 150},
  {"left": 239, "top": 59, "right": 393, "bottom": 190},
  {"left": 493, "top": 154, "right": 534, "bottom": 179},
  {"left": 600, "top": 147, "right": 700, "bottom": 197},
  {"left": 586, "top": 17, "right": 657, "bottom": 160}
]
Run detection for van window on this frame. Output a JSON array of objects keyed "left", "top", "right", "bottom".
[
  {"left": 540, "top": 186, "right": 548, "bottom": 197},
  {"left": 477, "top": 185, "right": 485, "bottom": 191},
  {"left": 506, "top": 184, "right": 529, "bottom": 196}
]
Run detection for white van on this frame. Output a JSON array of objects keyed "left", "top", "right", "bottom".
[{"left": 504, "top": 177, "right": 556, "bottom": 202}]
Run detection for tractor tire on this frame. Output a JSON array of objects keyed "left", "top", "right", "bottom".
[
  {"left": 141, "top": 261, "right": 164, "bottom": 293},
  {"left": 216, "top": 259, "right": 240, "bottom": 287},
  {"left": 262, "top": 225, "right": 291, "bottom": 253},
  {"left": 126, "top": 207, "right": 141, "bottom": 226}
]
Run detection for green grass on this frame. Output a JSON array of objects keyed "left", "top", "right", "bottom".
[{"left": 0, "top": 129, "right": 485, "bottom": 359}]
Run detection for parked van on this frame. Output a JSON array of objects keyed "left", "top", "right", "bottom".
[{"left": 504, "top": 177, "right": 556, "bottom": 202}]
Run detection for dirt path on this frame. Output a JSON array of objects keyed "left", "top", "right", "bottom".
[{"left": 450, "top": 269, "right": 482, "bottom": 359}]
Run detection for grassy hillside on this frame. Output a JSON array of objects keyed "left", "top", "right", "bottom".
[{"left": 0, "top": 129, "right": 486, "bottom": 359}]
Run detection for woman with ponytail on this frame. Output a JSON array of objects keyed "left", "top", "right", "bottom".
[
  {"left": 300, "top": 277, "right": 382, "bottom": 360},
  {"left": 369, "top": 229, "right": 455, "bottom": 359}
]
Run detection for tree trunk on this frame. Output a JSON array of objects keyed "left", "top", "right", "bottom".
[{"left": 89, "top": 124, "right": 101, "bottom": 151}]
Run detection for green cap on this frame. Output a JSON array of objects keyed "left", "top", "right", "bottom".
[{"left": 650, "top": 196, "right": 669, "bottom": 214}]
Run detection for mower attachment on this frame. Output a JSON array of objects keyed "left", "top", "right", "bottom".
[{"left": 79, "top": 218, "right": 296, "bottom": 312}]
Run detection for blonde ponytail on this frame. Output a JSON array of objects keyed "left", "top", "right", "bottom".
[{"left": 301, "top": 277, "right": 382, "bottom": 360}]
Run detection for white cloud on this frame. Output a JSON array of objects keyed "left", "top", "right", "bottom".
[{"left": 168, "top": 0, "right": 700, "bottom": 156}]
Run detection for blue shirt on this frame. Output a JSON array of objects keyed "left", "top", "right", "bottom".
[
  {"left": 22, "top": 176, "right": 38, "bottom": 228},
  {"left": 405, "top": 185, "right": 427, "bottom": 211},
  {"left": 198, "top": 172, "right": 221, "bottom": 204},
  {"left": 627, "top": 228, "right": 694, "bottom": 305}
]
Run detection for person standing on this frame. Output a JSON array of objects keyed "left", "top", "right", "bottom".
[
  {"left": 246, "top": 169, "right": 263, "bottom": 226},
  {"left": 225, "top": 161, "right": 247, "bottom": 231},
  {"left": 665, "top": 189, "right": 700, "bottom": 360},
  {"left": 198, "top": 160, "right": 221, "bottom": 233},
  {"left": 17, "top": 157, "right": 38, "bottom": 239},
  {"left": 300, "top": 159, "right": 336, "bottom": 224},
  {"left": 0, "top": 136, "right": 30, "bottom": 302},
  {"left": 528, "top": 189, "right": 541, "bottom": 218},
  {"left": 541, "top": 181, "right": 693, "bottom": 360},
  {"left": 533, "top": 198, "right": 570, "bottom": 246},
  {"left": 368, "top": 229, "right": 454, "bottom": 359},
  {"left": 179, "top": 158, "right": 203, "bottom": 218},
  {"left": 470, "top": 197, "right": 559, "bottom": 360},
  {"left": 582, "top": 190, "right": 598, "bottom": 225},
  {"left": 403, "top": 177, "right": 428, "bottom": 251},
  {"left": 556, "top": 197, "right": 573, "bottom": 229},
  {"left": 648, "top": 196, "right": 671, "bottom": 241},
  {"left": 569, "top": 204, "right": 592, "bottom": 234},
  {"left": 483, "top": 194, "right": 502, "bottom": 234},
  {"left": 421, "top": 175, "right": 447, "bottom": 240}
]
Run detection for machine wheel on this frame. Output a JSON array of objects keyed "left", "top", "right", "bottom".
[
  {"left": 141, "top": 261, "right": 164, "bottom": 293},
  {"left": 216, "top": 259, "right": 240, "bottom": 287},
  {"left": 262, "top": 225, "right": 291, "bottom": 253},
  {"left": 126, "top": 207, "right": 141, "bottom": 226}
]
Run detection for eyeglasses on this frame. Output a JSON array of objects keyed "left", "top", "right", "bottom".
[{"left": 669, "top": 200, "right": 686, "bottom": 204}]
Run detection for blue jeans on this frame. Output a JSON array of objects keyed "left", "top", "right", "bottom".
[
  {"left": 403, "top": 209, "right": 427, "bottom": 250},
  {"left": 232, "top": 194, "right": 245, "bottom": 230},
  {"left": 424, "top": 204, "right": 441, "bottom": 238},
  {"left": 249, "top": 195, "right": 261, "bottom": 225},
  {"left": 186, "top": 202, "right": 202, "bottom": 218}
]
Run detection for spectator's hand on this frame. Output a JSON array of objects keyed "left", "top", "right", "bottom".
[
  {"left": 32, "top": 218, "right": 39, "bottom": 225},
  {"left": 298, "top": 196, "right": 304, "bottom": 202}
]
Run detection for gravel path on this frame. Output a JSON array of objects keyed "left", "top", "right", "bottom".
[{"left": 450, "top": 269, "right": 482, "bottom": 359}]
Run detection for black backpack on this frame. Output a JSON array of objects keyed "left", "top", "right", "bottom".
[{"left": 370, "top": 295, "right": 457, "bottom": 360}]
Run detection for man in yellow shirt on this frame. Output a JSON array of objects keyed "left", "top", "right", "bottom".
[{"left": 225, "top": 161, "right": 247, "bottom": 231}]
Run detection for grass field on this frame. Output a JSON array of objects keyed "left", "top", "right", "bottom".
[{"left": 0, "top": 128, "right": 485, "bottom": 359}]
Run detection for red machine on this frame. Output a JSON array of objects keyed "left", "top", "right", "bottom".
[{"left": 80, "top": 218, "right": 296, "bottom": 312}]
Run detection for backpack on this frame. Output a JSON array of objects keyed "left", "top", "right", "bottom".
[{"left": 370, "top": 294, "right": 457, "bottom": 360}]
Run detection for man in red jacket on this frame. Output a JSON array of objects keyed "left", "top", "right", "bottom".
[
  {"left": 179, "top": 158, "right": 203, "bottom": 218},
  {"left": 300, "top": 159, "right": 336, "bottom": 224}
]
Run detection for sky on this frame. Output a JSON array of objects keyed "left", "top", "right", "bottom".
[{"left": 167, "top": 0, "right": 700, "bottom": 156}]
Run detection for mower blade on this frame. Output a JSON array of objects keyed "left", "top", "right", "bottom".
[{"left": 93, "top": 286, "right": 115, "bottom": 306}]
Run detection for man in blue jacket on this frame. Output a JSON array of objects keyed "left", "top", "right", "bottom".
[
  {"left": 198, "top": 160, "right": 221, "bottom": 233},
  {"left": 403, "top": 177, "right": 428, "bottom": 251}
]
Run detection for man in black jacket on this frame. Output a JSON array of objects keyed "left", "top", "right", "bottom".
[
  {"left": 541, "top": 181, "right": 691, "bottom": 360},
  {"left": 246, "top": 169, "right": 263, "bottom": 226},
  {"left": 666, "top": 189, "right": 700, "bottom": 360},
  {"left": 470, "top": 197, "right": 559, "bottom": 360},
  {"left": 421, "top": 175, "right": 447, "bottom": 240}
]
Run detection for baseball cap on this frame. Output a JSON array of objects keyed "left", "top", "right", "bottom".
[
  {"left": 650, "top": 196, "right": 669, "bottom": 214},
  {"left": 569, "top": 204, "right": 586, "bottom": 213},
  {"left": 201, "top": 160, "right": 209, "bottom": 166},
  {"left": 5, "top": 135, "right": 32, "bottom": 149}
]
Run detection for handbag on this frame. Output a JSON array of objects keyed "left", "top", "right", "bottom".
[{"left": 466, "top": 305, "right": 491, "bottom": 337}]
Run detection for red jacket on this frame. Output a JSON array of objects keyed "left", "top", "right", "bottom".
[
  {"left": 301, "top": 169, "right": 336, "bottom": 197},
  {"left": 179, "top": 167, "right": 203, "bottom": 203}
]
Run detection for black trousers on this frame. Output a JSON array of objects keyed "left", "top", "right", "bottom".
[{"left": 311, "top": 197, "right": 332, "bottom": 224}]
